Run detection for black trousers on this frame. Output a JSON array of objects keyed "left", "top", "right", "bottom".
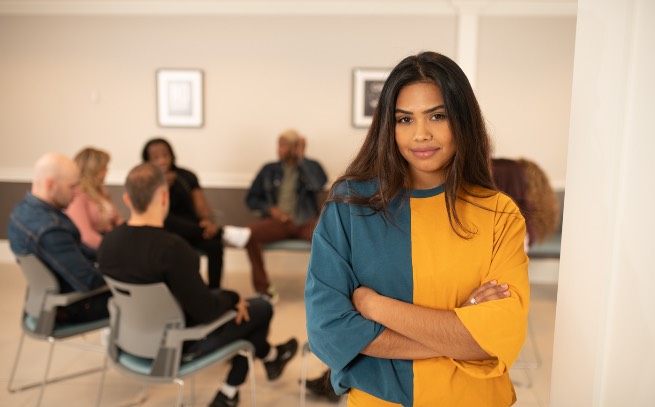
[
  {"left": 56, "top": 290, "right": 112, "bottom": 324},
  {"left": 190, "top": 236, "right": 224, "bottom": 289},
  {"left": 183, "top": 297, "right": 273, "bottom": 386}
]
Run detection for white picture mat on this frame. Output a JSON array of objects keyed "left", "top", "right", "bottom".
[{"left": 157, "top": 69, "right": 203, "bottom": 127}]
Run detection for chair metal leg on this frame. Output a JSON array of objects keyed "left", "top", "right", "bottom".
[
  {"left": 7, "top": 334, "right": 54, "bottom": 406},
  {"left": 35, "top": 337, "right": 57, "bottom": 406},
  {"left": 7, "top": 331, "right": 27, "bottom": 394},
  {"left": 95, "top": 350, "right": 110, "bottom": 407},
  {"left": 115, "top": 384, "right": 150, "bottom": 407},
  {"left": 8, "top": 331, "right": 107, "bottom": 407},
  {"left": 18, "top": 365, "right": 106, "bottom": 392},
  {"left": 97, "top": 380, "right": 149, "bottom": 407},
  {"left": 174, "top": 378, "right": 185, "bottom": 407}
]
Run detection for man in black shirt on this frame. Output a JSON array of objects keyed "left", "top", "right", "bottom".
[{"left": 98, "top": 163, "right": 297, "bottom": 407}]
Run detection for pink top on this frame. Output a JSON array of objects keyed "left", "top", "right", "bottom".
[{"left": 65, "top": 191, "right": 122, "bottom": 250}]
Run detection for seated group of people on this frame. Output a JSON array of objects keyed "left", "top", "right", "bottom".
[{"left": 7, "top": 129, "right": 328, "bottom": 407}]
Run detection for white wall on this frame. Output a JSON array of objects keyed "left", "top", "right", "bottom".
[
  {"left": 478, "top": 16, "right": 576, "bottom": 186},
  {"left": 550, "top": 0, "right": 655, "bottom": 404},
  {"left": 0, "top": 14, "right": 454, "bottom": 186},
  {"left": 0, "top": 3, "right": 575, "bottom": 188}
]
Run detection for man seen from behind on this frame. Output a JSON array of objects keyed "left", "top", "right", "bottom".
[{"left": 98, "top": 163, "right": 297, "bottom": 407}]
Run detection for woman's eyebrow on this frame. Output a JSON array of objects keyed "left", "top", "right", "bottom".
[
  {"left": 422, "top": 104, "right": 445, "bottom": 114},
  {"left": 394, "top": 104, "right": 445, "bottom": 115}
]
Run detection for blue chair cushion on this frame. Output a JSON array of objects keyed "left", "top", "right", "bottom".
[
  {"left": 118, "top": 340, "right": 251, "bottom": 377},
  {"left": 264, "top": 240, "right": 312, "bottom": 252},
  {"left": 24, "top": 315, "right": 108, "bottom": 338},
  {"left": 528, "top": 233, "right": 561, "bottom": 259}
]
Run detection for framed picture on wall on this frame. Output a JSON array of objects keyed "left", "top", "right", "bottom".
[
  {"left": 156, "top": 69, "right": 204, "bottom": 128},
  {"left": 352, "top": 68, "right": 390, "bottom": 128}
]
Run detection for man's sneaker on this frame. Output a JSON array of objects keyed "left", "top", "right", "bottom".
[
  {"left": 209, "top": 390, "right": 239, "bottom": 407},
  {"left": 305, "top": 369, "right": 341, "bottom": 403},
  {"left": 222, "top": 226, "right": 251, "bottom": 248},
  {"left": 259, "top": 285, "right": 279, "bottom": 304},
  {"left": 264, "top": 338, "right": 298, "bottom": 381}
]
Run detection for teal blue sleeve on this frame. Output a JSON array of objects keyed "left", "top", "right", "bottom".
[{"left": 304, "top": 196, "right": 385, "bottom": 375}]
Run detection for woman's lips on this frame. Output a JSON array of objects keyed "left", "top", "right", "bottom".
[{"left": 411, "top": 147, "right": 439, "bottom": 158}]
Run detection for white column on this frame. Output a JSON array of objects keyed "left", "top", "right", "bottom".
[
  {"left": 455, "top": 7, "right": 479, "bottom": 89},
  {"left": 550, "top": 0, "right": 655, "bottom": 405}
]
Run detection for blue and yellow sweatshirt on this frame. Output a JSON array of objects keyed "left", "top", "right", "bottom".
[{"left": 305, "top": 180, "right": 529, "bottom": 406}]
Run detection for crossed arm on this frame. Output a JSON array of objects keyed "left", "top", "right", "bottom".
[{"left": 353, "top": 281, "right": 510, "bottom": 361}]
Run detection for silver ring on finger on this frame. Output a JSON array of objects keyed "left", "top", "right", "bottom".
[{"left": 470, "top": 297, "right": 478, "bottom": 305}]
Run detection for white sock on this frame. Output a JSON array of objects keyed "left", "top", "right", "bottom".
[
  {"left": 220, "top": 383, "right": 238, "bottom": 399},
  {"left": 263, "top": 346, "right": 278, "bottom": 362}
]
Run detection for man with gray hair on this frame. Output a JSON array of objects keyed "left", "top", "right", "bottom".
[{"left": 8, "top": 152, "right": 110, "bottom": 323}]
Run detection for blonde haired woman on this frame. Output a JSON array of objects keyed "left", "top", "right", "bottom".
[{"left": 66, "top": 147, "right": 122, "bottom": 250}]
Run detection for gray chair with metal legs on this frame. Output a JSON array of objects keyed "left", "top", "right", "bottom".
[
  {"left": 96, "top": 276, "right": 257, "bottom": 407},
  {"left": 7, "top": 254, "right": 109, "bottom": 406}
]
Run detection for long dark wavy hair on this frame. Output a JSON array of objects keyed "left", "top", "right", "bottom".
[
  {"left": 329, "top": 51, "right": 496, "bottom": 237},
  {"left": 141, "top": 137, "right": 177, "bottom": 169}
]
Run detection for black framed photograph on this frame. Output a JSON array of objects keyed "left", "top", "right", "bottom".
[
  {"left": 156, "top": 69, "right": 204, "bottom": 128},
  {"left": 352, "top": 68, "right": 390, "bottom": 128}
]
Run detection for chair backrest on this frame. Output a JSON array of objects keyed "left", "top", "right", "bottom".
[
  {"left": 16, "top": 254, "right": 61, "bottom": 334},
  {"left": 104, "top": 276, "right": 185, "bottom": 359}
]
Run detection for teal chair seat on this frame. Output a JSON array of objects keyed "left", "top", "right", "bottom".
[
  {"left": 264, "top": 239, "right": 312, "bottom": 252},
  {"left": 24, "top": 314, "right": 109, "bottom": 338},
  {"left": 118, "top": 339, "right": 253, "bottom": 377},
  {"left": 528, "top": 232, "right": 562, "bottom": 259}
]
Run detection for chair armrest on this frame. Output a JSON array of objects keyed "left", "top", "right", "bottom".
[
  {"left": 165, "top": 310, "right": 237, "bottom": 346},
  {"left": 264, "top": 239, "right": 312, "bottom": 252},
  {"left": 44, "top": 285, "right": 110, "bottom": 310}
]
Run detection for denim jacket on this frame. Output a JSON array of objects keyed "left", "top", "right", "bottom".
[
  {"left": 246, "top": 158, "right": 328, "bottom": 224},
  {"left": 8, "top": 192, "right": 106, "bottom": 293}
]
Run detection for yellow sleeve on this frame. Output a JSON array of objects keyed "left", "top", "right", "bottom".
[{"left": 453, "top": 195, "right": 530, "bottom": 378}]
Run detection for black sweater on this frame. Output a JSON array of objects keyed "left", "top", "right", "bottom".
[{"left": 98, "top": 224, "right": 238, "bottom": 326}]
